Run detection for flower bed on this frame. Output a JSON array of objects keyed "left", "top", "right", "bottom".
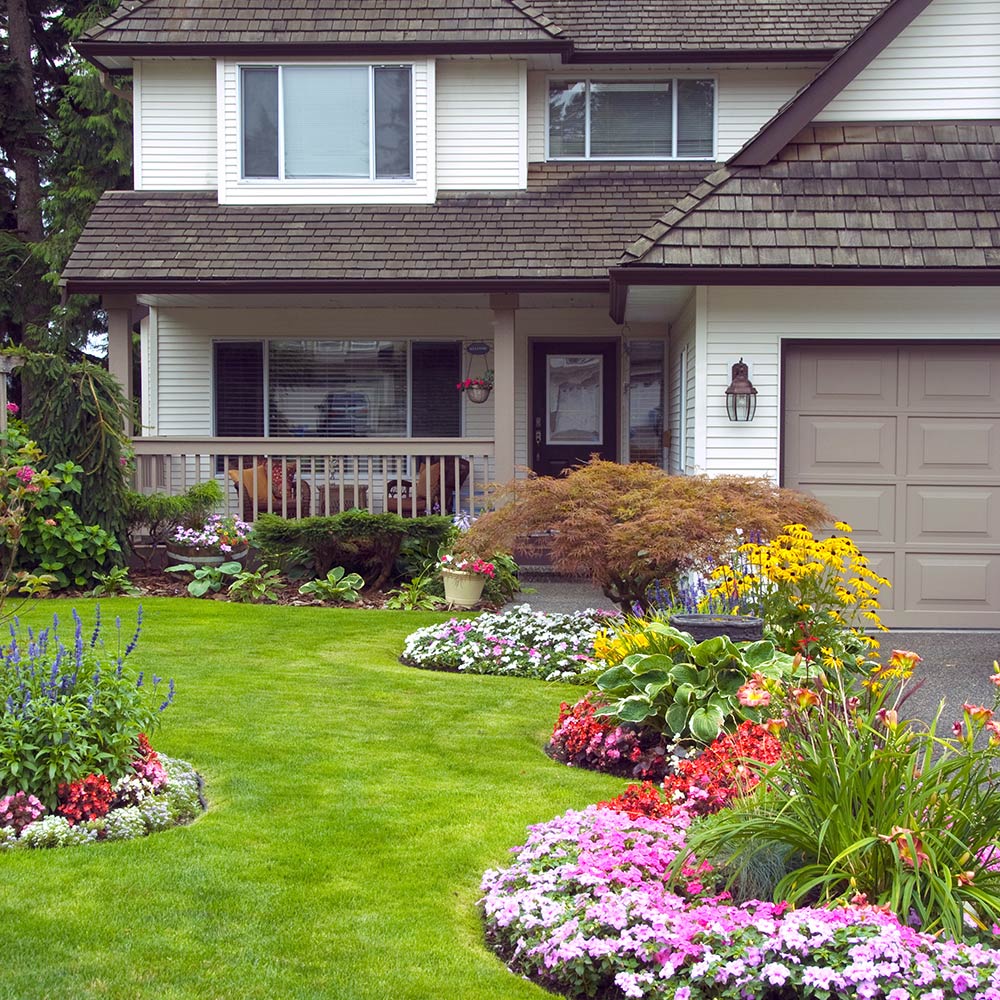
[
  {"left": 401, "top": 605, "right": 618, "bottom": 681},
  {"left": 481, "top": 804, "right": 1000, "bottom": 1000}
]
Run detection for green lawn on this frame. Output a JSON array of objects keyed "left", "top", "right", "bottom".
[{"left": 0, "top": 599, "right": 623, "bottom": 1000}]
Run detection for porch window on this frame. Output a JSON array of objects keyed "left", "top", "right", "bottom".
[
  {"left": 547, "top": 78, "right": 714, "bottom": 160},
  {"left": 240, "top": 64, "right": 413, "bottom": 180},
  {"left": 213, "top": 340, "right": 461, "bottom": 438}
]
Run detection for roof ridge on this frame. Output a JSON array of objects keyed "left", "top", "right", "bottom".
[
  {"left": 621, "top": 166, "right": 738, "bottom": 264},
  {"left": 79, "top": 0, "right": 158, "bottom": 42},
  {"left": 505, "top": 0, "right": 565, "bottom": 37}
]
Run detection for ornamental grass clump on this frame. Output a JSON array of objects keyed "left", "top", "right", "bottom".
[
  {"left": 704, "top": 522, "right": 889, "bottom": 673},
  {"left": 0, "top": 607, "right": 173, "bottom": 808},
  {"left": 683, "top": 651, "right": 1000, "bottom": 940},
  {"left": 401, "top": 604, "right": 617, "bottom": 681}
]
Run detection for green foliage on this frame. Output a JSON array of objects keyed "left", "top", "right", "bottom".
[
  {"left": 227, "top": 567, "right": 283, "bottom": 604},
  {"left": 165, "top": 561, "right": 243, "bottom": 598},
  {"left": 298, "top": 567, "right": 365, "bottom": 605},
  {"left": 85, "top": 566, "right": 140, "bottom": 597},
  {"left": 460, "top": 459, "right": 829, "bottom": 610},
  {"left": 19, "top": 352, "right": 133, "bottom": 553},
  {"left": 124, "top": 481, "right": 224, "bottom": 555},
  {"left": 683, "top": 653, "right": 1000, "bottom": 939},
  {"left": 252, "top": 511, "right": 453, "bottom": 591},
  {"left": 594, "top": 623, "right": 795, "bottom": 744},
  {"left": 0, "top": 609, "right": 170, "bottom": 809}
]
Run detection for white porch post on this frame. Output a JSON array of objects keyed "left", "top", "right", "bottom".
[
  {"left": 104, "top": 294, "right": 134, "bottom": 435},
  {"left": 490, "top": 292, "right": 517, "bottom": 483}
]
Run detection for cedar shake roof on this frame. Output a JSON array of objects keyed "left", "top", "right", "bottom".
[
  {"left": 532, "top": 0, "right": 888, "bottom": 53},
  {"left": 77, "top": 0, "right": 887, "bottom": 54},
  {"left": 79, "top": 0, "right": 564, "bottom": 48},
  {"left": 61, "top": 163, "right": 710, "bottom": 291},
  {"left": 622, "top": 123, "right": 1000, "bottom": 271}
]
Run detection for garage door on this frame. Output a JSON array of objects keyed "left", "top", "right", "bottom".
[{"left": 783, "top": 344, "right": 1000, "bottom": 629}]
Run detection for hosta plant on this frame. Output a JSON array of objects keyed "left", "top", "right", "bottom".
[
  {"left": 298, "top": 566, "right": 365, "bottom": 604},
  {"left": 594, "top": 623, "right": 795, "bottom": 744}
]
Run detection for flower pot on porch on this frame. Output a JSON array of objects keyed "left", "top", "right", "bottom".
[
  {"left": 667, "top": 613, "right": 764, "bottom": 643},
  {"left": 441, "top": 567, "right": 486, "bottom": 608},
  {"left": 165, "top": 545, "right": 249, "bottom": 568},
  {"left": 465, "top": 385, "right": 492, "bottom": 404}
]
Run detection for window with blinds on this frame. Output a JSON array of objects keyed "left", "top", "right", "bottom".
[
  {"left": 240, "top": 65, "right": 413, "bottom": 181},
  {"left": 213, "top": 340, "right": 461, "bottom": 438},
  {"left": 547, "top": 78, "right": 715, "bottom": 160}
]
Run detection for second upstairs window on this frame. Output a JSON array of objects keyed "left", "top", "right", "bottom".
[
  {"left": 547, "top": 78, "right": 715, "bottom": 160},
  {"left": 241, "top": 64, "right": 413, "bottom": 180}
]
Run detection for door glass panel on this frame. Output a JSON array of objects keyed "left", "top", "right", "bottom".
[{"left": 546, "top": 354, "right": 603, "bottom": 445}]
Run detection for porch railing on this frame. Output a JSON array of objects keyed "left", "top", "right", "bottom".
[{"left": 130, "top": 437, "right": 496, "bottom": 521}]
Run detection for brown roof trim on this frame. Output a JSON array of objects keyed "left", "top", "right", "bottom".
[
  {"left": 609, "top": 266, "right": 1000, "bottom": 321},
  {"left": 76, "top": 40, "right": 573, "bottom": 62},
  {"left": 566, "top": 48, "right": 835, "bottom": 64},
  {"left": 65, "top": 277, "right": 610, "bottom": 296},
  {"left": 729, "top": 0, "right": 935, "bottom": 167}
]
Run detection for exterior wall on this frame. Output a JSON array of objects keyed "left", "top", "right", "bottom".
[
  {"left": 217, "top": 58, "right": 435, "bottom": 205},
  {"left": 667, "top": 293, "right": 697, "bottom": 474},
  {"left": 134, "top": 59, "right": 217, "bottom": 190},
  {"left": 817, "top": 0, "right": 1000, "bottom": 120},
  {"left": 700, "top": 286, "right": 1000, "bottom": 480},
  {"left": 527, "top": 65, "right": 815, "bottom": 162},
  {"left": 436, "top": 59, "right": 526, "bottom": 190}
]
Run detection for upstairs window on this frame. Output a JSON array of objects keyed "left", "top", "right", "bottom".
[
  {"left": 241, "top": 64, "right": 413, "bottom": 181},
  {"left": 547, "top": 78, "right": 715, "bottom": 160}
]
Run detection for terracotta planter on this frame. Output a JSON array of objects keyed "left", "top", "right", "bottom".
[
  {"left": 464, "top": 385, "right": 492, "bottom": 404},
  {"left": 441, "top": 567, "right": 486, "bottom": 608},
  {"left": 668, "top": 613, "right": 764, "bottom": 643},
  {"left": 165, "top": 545, "right": 248, "bottom": 568}
]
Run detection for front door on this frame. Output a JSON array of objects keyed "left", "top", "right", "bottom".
[{"left": 531, "top": 341, "right": 618, "bottom": 476}]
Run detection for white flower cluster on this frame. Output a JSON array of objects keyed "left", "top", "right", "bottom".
[{"left": 401, "top": 604, "right": 619, "bottom": 682}]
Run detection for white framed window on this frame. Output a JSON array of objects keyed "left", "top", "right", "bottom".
[
  {"left": 240, "top": 64, "right": 413, "bottom": 181},
  {"left": 546, "top": 77, "right": 715, "bottom": 160}
]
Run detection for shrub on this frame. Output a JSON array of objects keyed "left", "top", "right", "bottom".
[
  {"left": 459, "top": 459, "right": 828, "bottom": 610},
  {"left": 401, "top": 605, "right": 616, "bottom": 682},
  {"left": 682, "top": 651, "right": 1000, "bottom": 939},
  {"left": 704, "top": 522, "right": 889, "bottom": 673},
  {"left": 593, "top": 624, "right": 795, "bottom": 744},
  {"left": 0, "top": 608, "right": 173, "bottom": 808},
  {"left": 252, "top": 510, "right": 453, "bottom": 591}
]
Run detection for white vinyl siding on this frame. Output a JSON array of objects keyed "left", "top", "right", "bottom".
[
  {"left": 527, "top": 66, "right": 815, "bottom": 162},
  {"left": 134, "top": 59, "right": 217, "bottom": 190},
  {"left": 700, "top": 286, "right": 1000, "bottom": 480},
  {"left": 436, "top": 59, "right": 526, "bottom": 190},
  {"left": 218, "top": 58, "right": 435, "bottom": 205},
  {"left": 668, "top": 293, "right": 697, "bottom": 474},
  {"left": 817, "top": 0, "right": 1000, "bottom": 120}
]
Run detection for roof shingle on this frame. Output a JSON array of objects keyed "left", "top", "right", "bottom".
[{"left": 623, "top": 122, "right": 1000, "bottom": 271}]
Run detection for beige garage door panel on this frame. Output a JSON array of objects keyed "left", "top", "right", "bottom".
[
  {"left": 907, "top": 350, "right": 1000, "bottom": 411},
  {"left": 785, "top": 349, "right": 897, "bottom": 411},
  {"left": 904, "top": 553, "right": 1000, "bottom": 617},
  {"left": 784, "top": 343, "right": 1000, "bottom": 628},
  {"left": 802, "top": 485, "right": 895, "bottom": 544},
  {"left": 906, "top": 418, "right": 1000, "bottom": 478},
  {"left": 906, "top": 486, "right": 1000, "bottom": 544},
  {"left": 793, "top": 416, "right": 897, "bottom": 478}
]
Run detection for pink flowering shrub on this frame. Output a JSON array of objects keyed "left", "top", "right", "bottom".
[{"left": 481, "top": 805, "right": 1000, "bottom": 1000}]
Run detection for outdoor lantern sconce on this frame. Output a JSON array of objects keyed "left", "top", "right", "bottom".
[{"left": 725, "top": 358, "right": 757, "bottom": 422}]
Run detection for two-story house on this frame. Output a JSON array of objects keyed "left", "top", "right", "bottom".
[{"left": 63, "top": 0, "right": 1000, "bottom": 627}]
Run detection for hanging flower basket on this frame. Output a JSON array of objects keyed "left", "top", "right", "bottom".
[{"left": 465, "top": 384, "right": 492, "bottom": 404}]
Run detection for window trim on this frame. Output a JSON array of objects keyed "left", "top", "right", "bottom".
[
  {"left": 237, "top": 62, "right": 416, "bottom": 184},
  {"left": 544, "top": 74, "right": 717, "bottom": 162}
]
